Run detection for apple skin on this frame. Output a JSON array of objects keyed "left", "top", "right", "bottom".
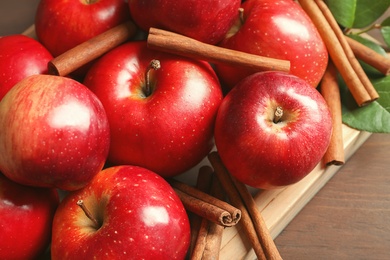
[
  {"left": 128, "top": 0, "right": 241, "bottom": 45},
  {"left": 51, "top": 165, "right": 190, "bottom": 260},
  {"left": 214, "top": 71, "right": 333, "bottom": 189},
  {"left": 0, "top": 34, "right": 53, "bottom": 101},
  {"left": 83, "top": 41, "right": 223, "bottom": 177},
  {"left": 215, "top": 0, "right": 328, "bottom": 90},
  {"left": 35, "top": 0, "right": 131, "bottom": 77},
  {"left": 0, "top": 173, "right": 59, "bottom": 259},
  {"left": 0, "top": 74, "right": 110, "bottom": 191}
]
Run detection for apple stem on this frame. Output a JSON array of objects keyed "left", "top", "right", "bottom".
[
  {"left": 273, "top": 106, "right": 283, "bottom": 124},
  {"left": 77, "top": 200, "right": 100, "bottom": 228},
  {"left": 238, "top": 8, "right": 245, "bottom": 24},
  {"left": 144, "top": 59, "right": 161, "bottom": 97}
]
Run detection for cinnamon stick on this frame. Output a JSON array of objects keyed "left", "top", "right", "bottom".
[
  {"left": 208, "top": 152, "right": 283, "bottom": 260},
  {"left": 320, "top": 60, "right": 345, "bottom": 166},
  {"left": 190, "top": 166, "right": 213, "bottom": 259},
  {"left": 147, "top": 27, "right": 290, "bottom": 73},
  {"left": 48, "top": 21, "right": 137, "bottom": 76},
  {"left": 169, "top": 178, "right": 241, "bottom": 227},
  {"left": 346, "top": 36, "right": 390, "bottom": 76},
  {"left": 191, "top": 166, "right": 225, "bottom": 260},
  {"left": 191, "top": 218, "right": 209, "bottom": 260},
  {"left": 202, "top": 177, "right": 225, "bottom": 260},
  {"left": 189, "top": 166, "right": 213, "bottom": 256},
  {"left": 314, "top": 0, "right": 379, "bottom": 101},
  {"left": 298, "top": 0, "right": 372, "bottom": 106},
  {"left": 230, "top": 175, "right": 283, "bottom": 260}
]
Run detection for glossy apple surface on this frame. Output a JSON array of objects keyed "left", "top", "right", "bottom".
[
  {"left": 128, "top": 0, "right": 241, "bottom": 44},
  {"left": 214, "top": 71, "right": 333, "bottom": 189},
  {"left": 51, "top": 165, "right": 190, "bottom": 259},
  {"left": 35, "top": 0, "right": 130, "bottom": 56},
  {"left": 0, "top": 34, "right": 53, "bottom": 101},
  {"left": 83, "top": 41, "right": 223, "bottom": 177},
  {"left": 216, "top": 0, "right": 328, "bottom": 90},
  {"left": 0, "top": 75, "right": 110, "bottom": 191},
  {"left": 0, "top": 173, "right": 59, "bottom": 259}
]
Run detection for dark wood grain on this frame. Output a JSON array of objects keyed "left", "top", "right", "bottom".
[{"left": 275, "top": 133, "right": 390, "bottom": 259}]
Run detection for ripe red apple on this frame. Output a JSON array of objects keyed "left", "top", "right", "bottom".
[
  {"left": 0, "top": 34, "right": 53, "bottom": 101},
  {"left": 0, "top": 173, "right": 59, "bottom": 259},
  {"left": 35, "top": 0, "right": 131, "bottom": 77},
  {"left": 214, "top": 71, "right": 333, "bottom": 189},
  {"left": 215, "top": 0, "right": 328, "bottom": 90},
  {"left": 83, "top": 41, "right": 223, "bottom": 177},
  {"left": 128, "top": 0, "right": 241, "bottom": 45},
  {"left": 0, "top": 74, "right": 110, "bottom": 191},
  {"left": 51, "top": 165, "right": 190, "bottom": 259}
]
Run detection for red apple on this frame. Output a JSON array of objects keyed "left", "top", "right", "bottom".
[
  {"left": 0, "top": 173, "right": 59, "bottom": 259},
  {"left": 0, "top": 34, "right": 53, "bottom": 101},
  {"left": 51, "top": 165, "right": 190, "bottom": 259},
  {"left": 215, "top": 0, "right": 328, "bottom": 90},
  {"left": 83, "top": 41, "right": 223, "bottom": 177},
  {"left": 128, "top": 0, "right": 241, "bottom": 45},
  {"left": 214, "top": 71, "right": 333, "bottom": 189},
  {"left": 35, "top": 0, "right": 131, "bottom": 77},
  {"left": 0, "top": 74, "right": 110, "bottom": 191}
]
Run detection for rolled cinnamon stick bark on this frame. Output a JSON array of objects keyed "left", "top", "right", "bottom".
[
  {"left": 208, "top": 152, "right": 283, "bottom": 260},
  {"left": 346, "top": 36, "right": 390, "bottom": 76},
  {"left": 48, "top": 21, "right": 137, "bottom": 76},
  {"left": 298, "top": 0, "right": 373, "bottom": 106},
  {"left": 321, "top": 60, "right": 345, "bottom": 166},
  {"left": 147, "top": 27, "right": 290, "bottom": 73},
  {"left": 169, "top": 179, "right": 241, "bottom": 227},
  {"left": 314, "top": 0, "right": 379, "bottom": 102}
]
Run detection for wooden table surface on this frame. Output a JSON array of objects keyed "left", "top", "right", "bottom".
[
  {"left": 1, "top": 1, "right": 390, "bottom": 259},
  {"left": 275, "top": 133, "right": 390, "bottom": 259}
]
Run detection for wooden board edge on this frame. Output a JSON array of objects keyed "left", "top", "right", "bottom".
[{"left": 23, "top": 24, "right": 36, "bottom": 38}]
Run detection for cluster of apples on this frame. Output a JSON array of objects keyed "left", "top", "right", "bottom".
[{"left": 0, "top": 0, "right": 333, "bottom": 259}]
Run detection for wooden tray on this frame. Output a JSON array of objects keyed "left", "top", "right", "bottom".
[
  {"left": 221, "top": 127, "right": 370, "bottom": 259},
  {"left": 24, "top": 25, "right": 372, "bottom": 260},
  {"left": 177, "top": 125, "right": 371, "bottom": 259}
]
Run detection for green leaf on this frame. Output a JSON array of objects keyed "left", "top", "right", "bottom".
[
  {"left": 326, "top": 0, "right": 356, "bottom": 28},
  {"left": 326, "top": 0, "right": 390, "bottom": 28},
  {"left": 341, "top": 76, "right": 390, "bottom": 133},
  {"left": 354, "top": 0, "right": 390, "bottom": 28},
  {"left": 381, "top": 16, "right": 390, "bottom": 47},
  {"left": 347, "top": 34, "right": 388, "bottom": 77}
]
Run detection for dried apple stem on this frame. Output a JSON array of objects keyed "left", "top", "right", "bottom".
[
  {"left": 144, "top": 59, "right": 161, "bottom": 97},
  {"left": 273, "top": 106, "right": 283, "bottom": 124},
  {"left": 238, "top": 8, "right": 245, "bottom": 24},
  {"left": 77, "top": 200, "right": 99, "bottom": 228},
  {"left": 85, "top": 0, "right": 98, "bottom": 4}
]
